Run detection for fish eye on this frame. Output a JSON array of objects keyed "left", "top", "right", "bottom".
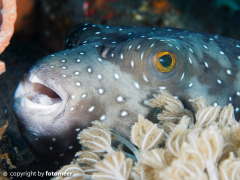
[{"left": 154, "top": 51, "right": 176, "bottom": 72}]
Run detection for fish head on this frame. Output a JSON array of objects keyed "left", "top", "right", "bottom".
[{"left": 12, "top": 23, "right": 240, "bottom": 167}]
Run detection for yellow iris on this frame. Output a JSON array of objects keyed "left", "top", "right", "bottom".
[{"left": 154, "top": 51, "right": 176, "bottom": 72}]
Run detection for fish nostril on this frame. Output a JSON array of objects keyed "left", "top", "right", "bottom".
[
  {"left": 101, "top": 45, "right": 114, "bottom": 58},
  {"left": 72, "top": 37, "right": 82, "bottom": 47}
]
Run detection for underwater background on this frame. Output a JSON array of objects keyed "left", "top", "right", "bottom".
[{"left": 1, "top": 0, "right": 240, "bottom": 179}]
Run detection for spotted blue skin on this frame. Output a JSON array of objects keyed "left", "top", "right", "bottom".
[{"left": 12, "top": 23, "right": 240, "bottom": 167}]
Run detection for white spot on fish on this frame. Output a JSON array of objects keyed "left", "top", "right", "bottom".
[
  {"left": 238, "top": 56, "right": 240, "bottom": 60},
  {"left": 76, "top": 59, "right": 81, "bottom": 62},
  {"left": 203, "top": 45, "right": 208, "bottom": 49},
  {"left": 229, "top": 97, "right": 232, "bottom": 101},
  {"left": 189, "top": 83, "right": 193, "bottom": 87},
  {"left": 176, "top": 46, "right": 180, "bottom": 50},
  {"left": 119, "top": 28, "right": 122, "bottom": 31},
  {"left": 167, "top": 29, "right": 171, "bottom": 31},
  {"left": 121, "top": 111, "right": 128, "bottom": 117},
  {"left": 180, "top": 72, "right": 185, "bottom": 81},
  {"left": 217, "top": 79, "right": 222, "bottom": 84},
  {"left": 62, "top": 74, "right": 66, "bottom": 77},
  {"left": 61, "top": 59, "right": 66, "bottom": 62},
  {"left": 88, "top": 106, "right": 95, "bottom": 112},
  {"left": 52, "top": 138, "right": 56, "bottom": 141},
  {"left": 159, "top": 86, "right": 167, "bottom": 90},
  {"left": 236, "top": 45, "right": 240, "bottom": 48},
  {"left": 141, "top": 52, "right": 144, "bottom": 60},
  {"left": 226, "top": 70, "right": 232, "bottom": 75},
  {"left": 189, "top": 57, "right": 192, "bottom": 64},
  {"left": 95, "top": 45, "right": 99, "bottom": 47},
  {"left": 68, "top": 146, "right": 73, "bottom": 149},
  {"left": 59, "top": 153, "right": 64, "bottom": 157},
  {"left": 131, "top": 60, "right": 134, "bottom": 68},
  {"left": 128, "top": 33, "right": 132, "bottom": 35},
  {"left": 97, "top": 74, "right": 102, "bottom": 80},
  {"left": 134, "top": 82, "right": 140, "bottom": 89},
  {"left": 50, "top": 66, "right": 54, "bottom": 68},
  {"left": 237, "top": 92, "right": 240, "bottom": 96},
  {"left": 100, "top": 115, "right": 106, "bottom": 121},
  {"left": 114, "top": 73, "right": 120, "bottom": 79},
  {"left": 116, "top": 96, "right": 124, "bottom": 102},
  {"left": 76, "top": 82, "right": 81, "bottom": 87},
  {"left": 98, "top": 58, "right": 102, "bottom": 62},
  {"left": 111, "top": 54, "right": 114, "bottom": 57},
  {"left": 87, "top": 67, "right": 92, "bottom": 73},
  {"left": 61, "top": 66, "right": 66, "bottom": 69},
  {"left": 209, "top": 38, "right": 214, "bottom": 41},
  {"left": 49, "top": 147, "right": 53, "bottom": 150},
  {"left": 213, "top": 102, "right": 218, "bottom": 106},
  {"left": 51, "top": 55, "right": 55, "bottom": 57},
  {"left": 120, "top": 54, "right": 123, "bottom": 60},
  {"left": 81, "top": 93, "right": 87, "bottom": 98},
  {"left": 71, "top": 95, "right": 75, "bottom": 99},
  {"left": 82, "top": 27, "right": 87, "bottom": 30},
  {"left": 95, "top": 32, "right": 100, "bottom": 34},
  {"left": 98, "top": 88, "right": 104, "bottom": 94},
  {"left": 189, "top": 48, "right": 194, "bottom": 53},
  {"left": 220, "top": 51, "right": 225, "bottom": 55},
  {"left": 128, "top": 45, "right": 132, "bottom": 49},
  {"left": 70, "top": 107, "right": 74, "bottom": 111},
  {"left": 236, "top": 107, "right": 240, "bottom": 112},
  {"left": 80, "top": 52, "right": 84, "bottom": 55},
  {"left": 137, "top": 45, "right": 141, "bottom": 49},
  {"left": 74, "top": 71, "right": 80, "bottom": 75},
  {"left": 204, "top": 62, "right": 209, "bottom": 68},
  {"left": 143, "top": 73, "right": 148, "bottom": 82},
  {"left": 150, "top": 43, "right": 155, "bottom": 47},
  {"left": 75, "top": 128, "right": 80, "bottom": 131}
]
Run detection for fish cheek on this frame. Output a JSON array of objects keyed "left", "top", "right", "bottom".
[{"left": 67, "top": 95, "right": 106, "bottom": 126}]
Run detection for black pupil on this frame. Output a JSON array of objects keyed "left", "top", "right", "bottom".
[{"left": 159, "top": 55, "right": 172, "bottom": 67}]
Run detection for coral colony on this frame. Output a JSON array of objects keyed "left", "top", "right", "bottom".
[{"left": 54, "top": 90, "right": 240, "bottom": 180}]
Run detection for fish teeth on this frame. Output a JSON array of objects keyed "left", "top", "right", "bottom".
[{"left": 20, "top": 97, "right": 61, "bottom": 109}]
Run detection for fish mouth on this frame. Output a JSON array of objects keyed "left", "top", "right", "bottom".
[{"left": 13, "top": 73, "right": 65, "bottom": 111}]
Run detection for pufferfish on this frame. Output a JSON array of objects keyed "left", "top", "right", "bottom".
[{"left": 12, "top": 23, "right": 240, "bottom": 167}]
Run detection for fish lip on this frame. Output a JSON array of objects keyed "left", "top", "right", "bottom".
[{"left": 13, "top": 71, "right": 68, "bottom": 111}]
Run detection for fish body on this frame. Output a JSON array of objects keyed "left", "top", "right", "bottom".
[{"left": 12, "top": 23, "right": 240, "bottom": 166}]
